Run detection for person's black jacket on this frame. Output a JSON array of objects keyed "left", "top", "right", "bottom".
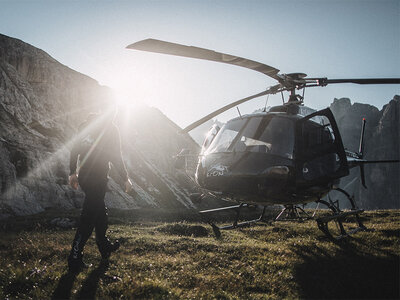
[{"left": 69, "top": 115, "right": 128, "bottom": 183}]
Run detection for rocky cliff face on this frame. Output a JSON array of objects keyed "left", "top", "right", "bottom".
[
  {"left": 330, "top": 97, "right": 400, "bottom": 209},
  {"left": 0, "top": 34, "right": 199, "bottom": 218}
]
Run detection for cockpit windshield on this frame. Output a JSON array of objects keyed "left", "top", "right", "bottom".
[{"left": 205, "top": 116, "right": 294, "bottom": 159}]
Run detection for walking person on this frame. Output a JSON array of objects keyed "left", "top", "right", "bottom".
[{"left": 68, "top": 109, "right": 132, "bottom": 273}]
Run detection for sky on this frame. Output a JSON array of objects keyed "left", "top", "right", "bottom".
[{"left": 1, "top": 0, "right": 399, "bottom": 128}]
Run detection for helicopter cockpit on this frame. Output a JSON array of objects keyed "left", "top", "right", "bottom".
[{"left": 204, "top": 115, "right": 295, "bottom": 160}]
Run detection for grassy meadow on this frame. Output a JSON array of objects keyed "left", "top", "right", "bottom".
[{"left": 0, "top": 209, "right": 399, "bottom": 299}]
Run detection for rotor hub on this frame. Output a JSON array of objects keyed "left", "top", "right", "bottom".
[{"left": 286, "top": 73, "right": 307, "bottom": 80}]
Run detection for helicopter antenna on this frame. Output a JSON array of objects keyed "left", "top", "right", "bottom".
[
  {"left": 236, "top": 106, "right": 242, "bottom": 119},
  {"left": 263, "top": 94, "right": 270, "bottom": 112}
]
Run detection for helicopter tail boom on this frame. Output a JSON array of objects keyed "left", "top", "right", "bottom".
[
  {"left": 345, "top": 117, "right": 399, "bottom": 187},
  {"left": 314, "top": 78, "right": 400, "bottom": 86}
]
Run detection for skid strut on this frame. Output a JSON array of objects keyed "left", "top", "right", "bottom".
[
  {"left": 275, "top": 204, "right": 312, "bottom": 221},
  {"left": 200, "top": 204, "right": 267, "bottom": 237},
  {"left": 316, "top": 188, "right": 367, "bottom": 239}
]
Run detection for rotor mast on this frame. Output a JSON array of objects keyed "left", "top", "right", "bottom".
[{"left": 287, "top": 89, "right": 303, "bottom": 103}]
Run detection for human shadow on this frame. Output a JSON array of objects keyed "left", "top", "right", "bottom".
[
  {"left": 291, "top": 240, "right": 399, "bottom": 299},
  {"left": 76, "top": 259, "right": 109, "bottom": 299},
  {"left": 52, "top": 271, "right": 77, "bottom": 300}
]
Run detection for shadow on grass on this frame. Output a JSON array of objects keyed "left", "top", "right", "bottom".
[
  {"left": 292, "top": 241, "right": 399, "bottom": 299},
  {"left": 52, "top": 272, "right": 77, "bottom": 300},
  {"left": 51, "top": 260, "right": 109, "bottom": 300},
  {"left": 76, "top": 260, "right": 109, "bottom": 299}
]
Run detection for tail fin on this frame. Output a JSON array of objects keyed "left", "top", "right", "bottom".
[
  {"left": 359, "top": 118, "right": 367, "bottom": 188},
  {"left": 358, "top": 118, "right": 366, "bottom": 158}
]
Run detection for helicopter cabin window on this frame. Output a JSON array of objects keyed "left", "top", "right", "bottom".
[
  {"left": 300, "top": 118, "right": 341, "bottom": 180},
  {"left": 302, "top": 117, "right": 335, "bottom": 153},
  {"left": 205, "top": 116, "right": 294, "bottom": 159}
]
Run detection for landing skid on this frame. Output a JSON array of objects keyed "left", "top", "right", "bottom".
[
  {"left": 316, "top": 188, "right": 368, "bottom": 239},
  {"left": 200, "top": 203, "right": 267, "bottom": 238},
  {"left": 200, "top": 188, "right": 368, "bottom": 240}
]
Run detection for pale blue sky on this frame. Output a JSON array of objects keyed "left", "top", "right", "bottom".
[{"left": 1, "top": 0, "right": 399, "bottom": 127}]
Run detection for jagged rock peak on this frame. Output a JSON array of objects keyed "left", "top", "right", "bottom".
[
  {"left": 378, "top": 95, "right": 399, "bottom": 132},
  {"left": 331, "top": 97, "right": 351, "bottom": 108},
  {"left": 330, "top": 97, "right": 380, "bottom": 117}
]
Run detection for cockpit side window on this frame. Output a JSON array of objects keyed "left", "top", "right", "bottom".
[
  {"left": 205, "top": 118, "right": 249, "bottom": 154},
  {"left": 205, "top": 116, "right": 295, "bottom": 159},
  {"left": 256, "top": 117, "right": 294, "bottom": 158}
]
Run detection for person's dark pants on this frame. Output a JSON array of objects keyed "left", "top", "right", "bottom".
[{"left": 69, "top": 176, "right": 108, "bottom": 260}]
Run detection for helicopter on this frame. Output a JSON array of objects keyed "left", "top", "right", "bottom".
[{"left": 127, "top": 39, "right": 400, "bottom": 239}]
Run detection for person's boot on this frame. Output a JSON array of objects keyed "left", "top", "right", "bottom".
[
  {"left": 95, "top": 209, "right": 119, "bottom": 260},
  {"left": 68, "top": 233, "right": 89, "bottom": 273},
  {"left": 68, "top": 253, "right": 89, "bottom": 274},
  {"left": 97, "top": 238, "right": 120, "bottom": 260}
]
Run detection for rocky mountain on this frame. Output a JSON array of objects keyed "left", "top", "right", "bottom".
[
  {"left": 0, "top": 34, "right": 200, "bottom": 219},
  {"left": 330, "top": 97, "right": 399, "bottom": 209}
]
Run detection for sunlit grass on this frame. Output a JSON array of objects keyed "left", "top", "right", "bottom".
[{"left": 0, "top": 210, "right": 399, "bottom": 299}]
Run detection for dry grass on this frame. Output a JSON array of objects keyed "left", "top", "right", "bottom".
[{"left": 0, "top": 210, "right": 399, "bottom": 299}]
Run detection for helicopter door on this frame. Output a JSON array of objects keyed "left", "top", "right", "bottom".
[{"left": 295, "top": 108, "right": 349, "bottom": 184}]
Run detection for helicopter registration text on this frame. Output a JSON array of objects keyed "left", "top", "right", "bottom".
[{"left": 207, "top": 164, "right": 229, "bottom": 177}]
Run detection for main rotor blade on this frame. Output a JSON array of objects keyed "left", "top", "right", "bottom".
[
  {"left": 182, "top": 85, "right": 280, "bottom": 133},
  {"left": 313, "top": 78, "right": 400, "bottom": 86},
  {"left": 127, "top": 39, "right": 280, "bottom": 80}
]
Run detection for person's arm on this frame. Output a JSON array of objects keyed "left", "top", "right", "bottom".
[
  {"left": 69, "top": 139, "right": 80, "bottom": 189},
  {"left": 69, "top": 141, "right": 80, "bottom": 176},
  {"left": 110, "top": 126, "right": 132, "bottom": 192}
]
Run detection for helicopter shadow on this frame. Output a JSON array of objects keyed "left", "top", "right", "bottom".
[{"left": 291, "top": 239, "right": 399, "bottom": 299}]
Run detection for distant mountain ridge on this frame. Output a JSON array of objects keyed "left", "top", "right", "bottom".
[{"left": 0, "top": 33, "right": 199, "bottom": 218}]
